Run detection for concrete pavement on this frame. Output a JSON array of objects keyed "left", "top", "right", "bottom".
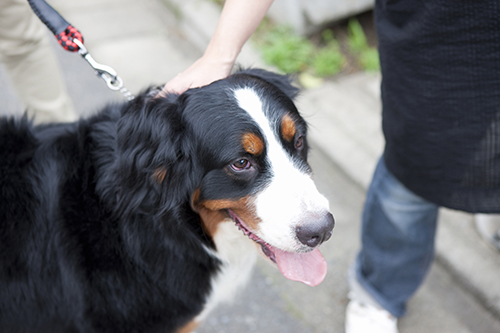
[{"left": 1, "top": 0, "right": 500, "bottom": 331}]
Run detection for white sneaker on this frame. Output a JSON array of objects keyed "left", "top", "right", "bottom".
[
  {"left": 475, "top": 214, "right": 500, "bottom": 251},
  {"left": 345, "top": 299, "right": 398, "bottom": 333}
]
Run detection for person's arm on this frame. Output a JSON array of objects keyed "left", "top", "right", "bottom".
[{"left": 161, "top": 0, "right": 274, "bottom": 95}]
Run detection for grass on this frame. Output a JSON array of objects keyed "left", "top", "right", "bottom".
[
  {"left": 312, "top": 29, "right": 345, "bottom": 77},
  {"left": 252, "top": 17, "right": 379, "bottom": 85},
  {"left": 259, "top": 25, "right": 316, "bottom": 74},
  {"left": 347, "top": 19, "right": 380, "bottom": 71}
]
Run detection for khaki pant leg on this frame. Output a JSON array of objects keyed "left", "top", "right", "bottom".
[{"left": 0, "top": 0, "right": 77, "bottom": 123}]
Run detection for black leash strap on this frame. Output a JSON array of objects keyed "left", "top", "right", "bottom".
[{"left": 28, "top": 0, "right": 135, "bottom": 100}]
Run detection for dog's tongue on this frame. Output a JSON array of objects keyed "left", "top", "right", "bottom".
[{"left": 273, "top": 247, "right": 327, "bottom": 286}]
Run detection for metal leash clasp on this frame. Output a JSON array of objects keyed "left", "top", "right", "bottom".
[{"left": 73, "top": 39, "right": 134, "bottom": 100}]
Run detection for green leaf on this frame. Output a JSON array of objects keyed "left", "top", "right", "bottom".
[
  {"left": 312, "top": 40, "right": 345, "bottom": 77},
  {"left": 348, "top": 18, "right": 369, "bottom": 53}
]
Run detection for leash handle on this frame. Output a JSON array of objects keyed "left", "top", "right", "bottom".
[
  {"left": 27, "top": 0, "right": 83, "bottom": 52},
  {"left": 28, "top": 0, "right": 135, "bottom": 100}
]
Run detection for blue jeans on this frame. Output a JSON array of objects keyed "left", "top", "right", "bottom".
[{"left": 355, "top": 157, "right": 439, "bottom": 317}]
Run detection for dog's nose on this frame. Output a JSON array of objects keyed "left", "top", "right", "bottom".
[{"left": 296, "top": 213, "right": 335, "bottom": 248}]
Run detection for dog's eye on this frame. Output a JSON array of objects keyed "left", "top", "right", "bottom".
[
  {"left": 295, "top": 136, "right": 304, "bottom": 149},
  {"left": 231, "top": 159, "right": 251, "bottom": 171}
]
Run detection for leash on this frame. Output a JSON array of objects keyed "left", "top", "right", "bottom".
[{"left": 27, "top": 0, "right": 135, "bottom": 101}]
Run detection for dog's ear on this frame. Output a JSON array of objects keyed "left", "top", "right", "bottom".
[
  {"left": 112, "top": 92, "right": 200, "bottom": 217},
  {"left": 235, "top": 68, "right": 300, "bottom": 100}
]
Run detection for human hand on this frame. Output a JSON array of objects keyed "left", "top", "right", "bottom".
[
  {"left": 160, "top": 55, "right": 234, "bottom": 96},
  {"left": 159, "top": 0, "right": 273, "bottom": 96}
]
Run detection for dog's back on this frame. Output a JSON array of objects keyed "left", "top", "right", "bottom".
[
  {"left": 0, "top": 111, "right": 214, "bottom": 332},
  {"left": 0, "top": 116, "right": 116, "bottom": 332},
  {"left": 0, "top": 118, "right": 38, "bottom": 227},
  {"left": 0, "top": 117, "right": 82, "bottom": 332}
]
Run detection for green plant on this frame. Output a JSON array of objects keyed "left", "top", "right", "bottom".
[
  {"left": 311, "top": 29, "right": 345, "bottom": 77},
  {"left": 348, "top": 18, "right": 367, "bottom": 53},
  {"left": 347, "top": 19, "right": 380, "bottom": 71},
  {"left": 260, "top": 26, "right": 314, "bottom": 73},
  {"left": 257, "top": 25, "right": 345, "bottom": 77},
  {"left": 359, "top": 48, "right": 380, "bottom": 71},
  {"left": 254, "top": 17, "right": 380, "bottom": 80}
]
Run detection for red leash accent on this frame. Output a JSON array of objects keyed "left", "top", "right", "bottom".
[
  {"left": 56, "top": 25, "right": 84, "bottom": 52},
  {"left": 29, "top": 0, "right": 135, "bottom": 100}
]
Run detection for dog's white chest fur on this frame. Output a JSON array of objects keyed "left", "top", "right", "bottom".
[{"left": 195, "top": 219, "right": 258, "bottom": 322}]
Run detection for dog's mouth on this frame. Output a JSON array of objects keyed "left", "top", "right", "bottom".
[
  {"left": 227, "top": 209, "right": 277, "bottom": 263},
  {"left": 227, "top": 209, "right": 327, "bottom": 286}
]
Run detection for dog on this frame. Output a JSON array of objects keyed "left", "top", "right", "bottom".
[{"left": 0, "top": 68, "right": 334, "bottom": 333}]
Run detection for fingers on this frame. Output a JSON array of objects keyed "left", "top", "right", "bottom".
[
  {"left": 160, "top": 74, "right": 193, "bottom": 96},
  {"left": 159, "top": 56, "right": 234, "bottom": 96}
]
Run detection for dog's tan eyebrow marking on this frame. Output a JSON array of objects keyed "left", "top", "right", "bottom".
[
  {"left": 281, "top": 114, "right": 296, "bottom": 142},
  {"left": 152, "top": 167, "right": 167, "bottom": 184},
  {"left": 242, "top": 132, "right": 264, "bottom": 155}
]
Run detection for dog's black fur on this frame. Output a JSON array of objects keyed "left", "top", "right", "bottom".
[{"left": 0, "top": 69, "right": 302, "bottom": 332}]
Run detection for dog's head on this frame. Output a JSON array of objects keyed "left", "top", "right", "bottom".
[{"left": 114, "top": 69, "right": 334, "bottom": 286}]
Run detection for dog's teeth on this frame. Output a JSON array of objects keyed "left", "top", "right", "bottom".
[
  {"left": 234, "top": 221, "right": 253, "bottom": 237},
  {"left": 235, "top": 222, "right": 249, "bottom": 236}
]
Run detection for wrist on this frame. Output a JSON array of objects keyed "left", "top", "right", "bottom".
[{"left": 203, "top": 44, "right": 239, "bottom": 68}]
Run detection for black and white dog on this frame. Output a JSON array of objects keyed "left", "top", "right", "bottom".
[{"left": 0, "top": 69, "right": 334, "bottom": 333}]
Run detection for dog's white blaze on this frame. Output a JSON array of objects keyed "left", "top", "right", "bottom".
[
  {"left": 234, "top": 88, "right": 330, "bottom": 252},
  {"left": 195, "top": 220, "right": 257, "bottom": 322}
]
